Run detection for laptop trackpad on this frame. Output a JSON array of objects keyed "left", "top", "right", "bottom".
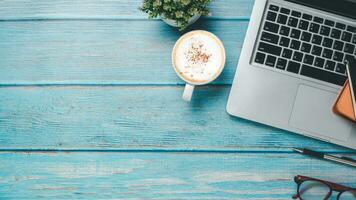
[{"left": 289, "top": 84, "right": 352, "bottom": 142}]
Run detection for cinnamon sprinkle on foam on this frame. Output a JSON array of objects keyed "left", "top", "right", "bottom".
[{"left": 184, "top": 39, "right": 212, "bottom": 69}]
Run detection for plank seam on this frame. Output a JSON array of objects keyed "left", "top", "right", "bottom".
[
  {"left": 0, "top": 149, "right": 354, "bottom": 154},
  {"left": 0, "top": 16, "right": 250, "bottom": 21},
  {"left": 0, "top": 83, "right": 232, "bottom": 87}
]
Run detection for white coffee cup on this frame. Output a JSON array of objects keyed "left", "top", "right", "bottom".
[{"left": 172, "top": 30, "right": 226, "bottom": 101}]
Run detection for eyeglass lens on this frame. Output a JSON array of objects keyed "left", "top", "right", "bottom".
[
  {"left": 339, "top": 190, "right": 356, "bottom": 200},
  {"left": 298, "top": 180, "right": 330, "bottom": 200}
]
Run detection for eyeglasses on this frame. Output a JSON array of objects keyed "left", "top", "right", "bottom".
[{"left": 293, "top": 175, "right": 356, "bottom": 200}]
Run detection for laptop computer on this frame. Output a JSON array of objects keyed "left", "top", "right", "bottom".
[{"left": 227, "top": 0, "right": 356, "bottom": 149}]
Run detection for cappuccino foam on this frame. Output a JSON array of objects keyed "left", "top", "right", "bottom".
[{"left": 172, "top": 31, "right": 225, "bottom": 84}]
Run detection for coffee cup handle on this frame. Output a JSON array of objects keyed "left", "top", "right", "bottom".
[{"left": 182, "top": 83, "right": 194, "bottom": 101}]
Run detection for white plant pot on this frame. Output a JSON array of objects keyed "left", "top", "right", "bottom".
[{"left": 162, "top": 14, "right": 201, "bottom": 28}]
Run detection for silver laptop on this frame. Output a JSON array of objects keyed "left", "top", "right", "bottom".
[{"left": 227, "top": 0, "right": 356, "bottom": 149}]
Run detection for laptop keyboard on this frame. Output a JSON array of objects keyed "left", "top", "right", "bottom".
[{"left": 253, "top": 3, "right": 356, "bottom": 86}]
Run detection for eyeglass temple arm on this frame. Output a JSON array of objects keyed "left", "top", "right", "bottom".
[{"left": 296, "top": 175, "right": 355, "bottom": 191}]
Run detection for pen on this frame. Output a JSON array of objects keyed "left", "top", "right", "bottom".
[{"left": 292, "top": 148, "right": 356, "bottom": 168}]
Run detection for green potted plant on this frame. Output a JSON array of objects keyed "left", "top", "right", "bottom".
[{"left": 140, "top": 0, "right": 212, "bottom": 31}]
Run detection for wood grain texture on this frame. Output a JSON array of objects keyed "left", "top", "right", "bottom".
[
  {"left": 0, "top": 0, "right": 355, "bottom": 199},
  {"left": 0, "top": 152, "right": 355, "bottom": 199},
  {"left": 0, "top": 0, "right": 253, "bottom": 20},
  {"left": 0, "top": 86, "right": 350, "bottom": 151},
  {"left": 0, "top": 20, "right": 246, "bottom": 85}
]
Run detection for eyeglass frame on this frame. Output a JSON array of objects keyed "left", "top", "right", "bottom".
[{"left": 293, "top": 175, "right": 356, "bottom": 200}]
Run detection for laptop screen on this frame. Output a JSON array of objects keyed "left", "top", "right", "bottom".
[{"left": 286, "top": 0, "right": 356, "bottom": 20}]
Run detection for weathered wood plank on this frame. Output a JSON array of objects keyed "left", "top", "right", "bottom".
[
  {"left": 0, "top": 20, "right": 246, "bottom": 85},
  {"left": 0, "top": 0, "right": 254, "bottom": 20},
  {"left": 0, "top": 152, "right": 355, "bottom": 199},
  {"left": 0, "top": 86, "right": 351, "bottom": 151}
]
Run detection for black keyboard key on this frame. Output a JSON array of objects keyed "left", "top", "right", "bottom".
[
  {"left": 261, "top": 31, "right": 279, "bottom": 44},
  {"left": 320, "top": 26, "right": 330, "bottom": 36},
  {"left": 269, "top": 4, "right": 279, "bottom": 11},
  {"left": 336, "top": 23, "right": 346, "bottom": 30},
  {"left": 314, "top": 57, "right": 325, "bottom": 68},
  {"left": 258, "top": 42, "right": 282, "bottom": 56},
  {"left": 279, "top": 37, "right": 290, "bottom": 47},
  {"left": 279, "top": 26, "right": 290, "bottom": 36},
  {"left": 303, "top": 54, "right": 314, "bottom": 65},
  {"left": 322, "top": 48, "right": 333, "bottom": 59},
  {"left": 291, "top": 11, "right": 301, "bottom": 18},
  {"left": 277, "top": 14, "right": 288, "bottom": 25},
  {"left": 255, "top": 52, "right": 266, "bottom": 64},
  {"left": 300, "top": 64, "right": 347, "bottom": 86},
  {"left": 334, "top": 40, "right": 344, "bottom": 51},
  {"left": 336, "top": 63, "right": 346, "bottom": 74},
  {"left": 298, "top": 20, "right": 309, "bottom": 30},
  {"left": 290, "top": 40, "right": 301, "bottom": 50},
  {"left": 293, "top": 51, "right": 303, "bottom": 62},
  {"left": 313, "top": 17, "right": 323, "bottom": 24},
  {"left": 322, "top": 37, "right": 333, "bottom": 48},
  {"left": 324, "top": 19, "right": 335, "bottom": 27},
  {"left": 311, "top": 35, "right": 322, "bottom": 45},
  {"left": 280, "top": 7, "right": 290, "bottom": 14},
  {"left": 266, "top": 55, "right": 277, "bottom": 67},
  {"left": 301, "top": 31, "right": 312, "bottom": 42},
  {"left": 344, "top": 43, "right": 355, "bottom": 54},
  {"left": 288, "top": 17, "right": 298, "bottom": 27},
  {"left": 276, "top": 58, "right": 287, "bottom": 70},
  {"left": 330, "top": 29, "right": 341, "bottom": 39},
  {"left": 302, "top": 13, "right": 312, "bottom": 20},
  {"left": 325, "top": 60, "right": 336, "bottom": 71},
  {"left": 311, "top": 45, "right": 322, "bottom": 56},
  {"left": 287, "top": 61, "right": 301, "bottom": 74},
  {"left": 264, "top": 21, "right": 279, "bottom": 33},
  {"left": 282, "top": 48, "right": 293, "bottom": 59},
  {"left": 291, "top": 29, "right": 301, "bottom": 39},
  {"left": 333, "top": 51, "right": 344, "bottom": 62},
  {"left": 267, "top": 11, "right": 277, "bottom": 21},
  {"left": 341, "top": 32, "right": 352, "bottom": 42},
  {"left": 309, "top": 23, "right": 320, "bottom": 33},
  {"left": 352, "top": 35, "right": 356, "bottom": 44},
  {"left": 344, "top": 54, "right": 354, "bottom": 63},
  {"left": 347, "top": 25, "right": 356, "bottom": 33},
  {"left": 301, "top": 42, "right": 312, "bottom": 53}
]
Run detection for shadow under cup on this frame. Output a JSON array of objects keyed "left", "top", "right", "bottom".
[{"left": 171, "top": 30, "right": 226, "bottom": 101}]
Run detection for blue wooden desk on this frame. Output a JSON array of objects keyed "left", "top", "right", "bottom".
[{"left": 0, "top": 0, "right": 355, "bottom": 199}]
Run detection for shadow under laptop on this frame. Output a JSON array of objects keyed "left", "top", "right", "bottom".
[{"left": 227, "top": 115, "right": 351, "bottom": 151}]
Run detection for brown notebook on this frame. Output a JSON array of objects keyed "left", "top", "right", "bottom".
[{"left": 333, "top": 80, "right": 356, "bottom": 122}]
